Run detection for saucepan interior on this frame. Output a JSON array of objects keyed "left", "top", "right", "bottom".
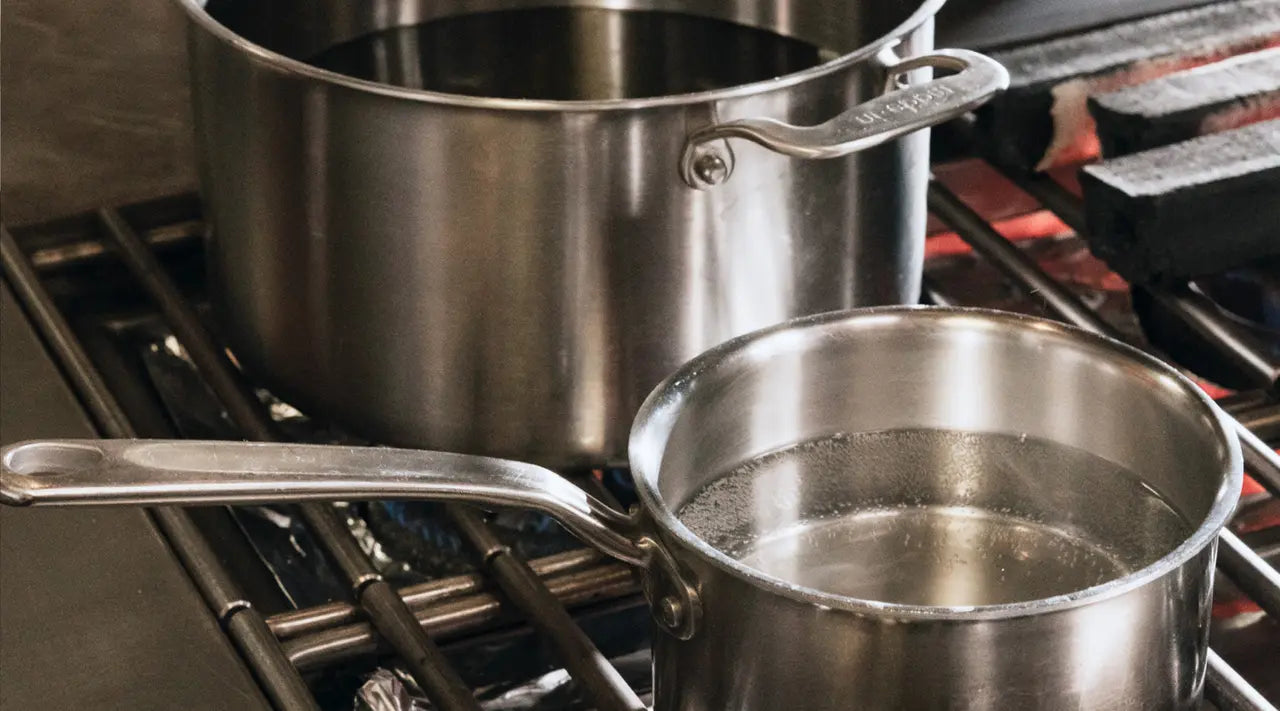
[
  {"left": 189, "top": 0, "right": 940, "bottom": 100},
  {"left": 630, "top": 307, "right": 1241, "bottom": 615}
]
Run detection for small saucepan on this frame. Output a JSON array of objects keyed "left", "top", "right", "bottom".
[{"left": 1, "top": 307, "right": 1240, "bottom": 710}]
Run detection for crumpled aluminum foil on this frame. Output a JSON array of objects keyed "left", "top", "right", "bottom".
[
  {"left": 354, "top": 667, "right": 577, "bottom": 711},
  {"left": 355, "top": 670, "right": 431, "bottom": 711},
  {"left": 354, "top": 650, "right": 653, "bottom": 710}
]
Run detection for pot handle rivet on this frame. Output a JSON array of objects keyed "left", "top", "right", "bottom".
[
  {"left": 637, "top": 536, "right": 701, "bottom": 640},
  {"left": 681, "top": 140, "right": 735, "bottom": 190},
  {"left": 692, "top": 152, "right": 730, "bottom": 186},
  {"left": 657, "top": 596, "right": 683, "bottom": 628}
]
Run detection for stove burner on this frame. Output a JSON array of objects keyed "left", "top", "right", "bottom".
[{"left": 364, "top": 503, "right": 582, "bottom": 577}]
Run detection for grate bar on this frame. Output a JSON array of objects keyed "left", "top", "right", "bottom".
[
  {"left": 1229, "top": 402, "right": 1280, "bottom": 442},
  {"left": 922, "top": 275, "right": 958, "bottom": 307},
  {"left": 29, "top": 219, "right": 202, "bottom": 272},
  {"left": 1, "top": 228, "right": 317, "bottom": 711},
  {"left": 1238, "top": 424, "right": 1280, "bottom": 500},
  {"left": 360, "top": 582, "right": 481, "bottom": 705},
  {"left": 1218, "top": 530, "right": 1280, "bottom": 621},
  {"left": 1, "top": 228, "right": 134, "bottom": 438},
  {"left": 224, "top": 611, "right": 325, "bottom": 711},
  {"left": 448, "top": 506, "right": 646, "bottom": 711},
  {"left": 95, "top": 209, "right": 480, "bottom": 711},
  {"left": 267, "top": 548, "right": 604, "bottom": 639},
  {"left": 927, "top": 177, "right": 1280, "bottom": 708},
  {"left": 1143, "top": 286, "right": 1280, "bottom": 393},
  {"left": 991, "top": 167, "right": 1089, "bottom": 235},
  {"left": 1207, "top": 650, "right": 1280, "bottom": 711},
  {"left": 97, "top": 208, "right": 642, "bottom": 710},
  {"left": 925, "top": 182, "right": 1113, "bottom": 335},
  {"left": 283, "top": 564, "right": 638, "bottom": 671}
]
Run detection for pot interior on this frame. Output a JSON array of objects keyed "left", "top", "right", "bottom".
[
  {"left": 677, "top": 428, "right": 1195, "bottom": 606},
  {"left": 631, "top": 309, "right": 1239, "bottom": 609},
  {"left": 199, "top": 0, "right": 922, "bottom": 99}
]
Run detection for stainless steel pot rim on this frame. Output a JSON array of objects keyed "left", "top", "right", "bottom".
[
  {"left": 629, "top": 306, "right": 1245, "bottom": 621},
  {"left": 175, "top": 0, "right": 947, "bottom": 112}
]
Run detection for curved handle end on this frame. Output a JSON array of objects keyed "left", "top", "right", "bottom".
[{"left": 0, "top": 486, "right": 33, "bottom": 506}]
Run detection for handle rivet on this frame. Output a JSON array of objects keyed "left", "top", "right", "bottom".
[
  {"left": 657, "top": 596, "right": 683, "bottom": 628},
  {"left": 692, "top": 153, "right": 730, "bottom": 187}
]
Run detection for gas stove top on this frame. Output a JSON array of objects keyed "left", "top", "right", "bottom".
[
  {"left": 3, "top": 1, "right": 1280, "bottom": 709},
  {"left": 4, "top": 179, "right": 1277, "bottom": 710}
]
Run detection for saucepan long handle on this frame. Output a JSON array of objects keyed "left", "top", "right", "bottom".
[
  {"left": 680, "top": 48, "right": 1009, "bottom": 187},
  {"left": 0, "top": 438, "right": 701, "bottom": 638},
  {"left": 1, "top": 438, "right": 703, "bottom": 637},
  {"left": 2, "top": 438, "right": 647, "bottom": 561}
]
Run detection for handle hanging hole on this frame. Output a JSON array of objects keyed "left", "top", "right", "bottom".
[{"left": 4, "top": 442, "right": 104, "bottom": 477}]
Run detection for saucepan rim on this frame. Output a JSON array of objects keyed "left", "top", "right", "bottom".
[
  {"left": 628, "top": 306, "right": 1244, "bottom": 621},
  {"left": 174, "top": 0, "right": 947, "bottom": 111}
]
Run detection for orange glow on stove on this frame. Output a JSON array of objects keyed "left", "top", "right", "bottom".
[
  {"left": 1196, "top": 383, "right": 1269, "bottom": 497},
  {"left": 925, "top": 211, "right": 1073, "bottom": 259}
]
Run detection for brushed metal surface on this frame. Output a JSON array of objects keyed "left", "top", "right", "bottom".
[
  {"left": 178, "top": 0, "right": 1007, "bottom": 467},
  {"left": 630, "top": 307, "right": 1241, "bottom": 711},
  {"left": 1, "top": 308, "right": 1242, "bottom": 710}
]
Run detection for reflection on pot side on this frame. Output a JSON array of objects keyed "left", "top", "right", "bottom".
[{"left": 308, "top": 7, "right": 827, "bottom": 99}]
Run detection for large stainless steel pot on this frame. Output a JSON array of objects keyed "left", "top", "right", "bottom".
[
  {"left": 178, "top": 0, "right": 1008, "bottom": 467},
  {"left": 1, "top": 308, "right": 1240, "bottom": 709}
]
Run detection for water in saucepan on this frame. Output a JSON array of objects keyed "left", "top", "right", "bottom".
[
  {"left": 307, "top": 7, "right": 829, "bottom": 99},
  {"left": 676, "top": 429, "right": 1193, "bottom": 607}
]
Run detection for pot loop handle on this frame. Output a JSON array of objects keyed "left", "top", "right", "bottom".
[
  {"left": 0, "top": 439, "right": 702, "bottom": 639},
  {"left": 680, "top": 48, "right": 1009, "bottom": 189}
]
